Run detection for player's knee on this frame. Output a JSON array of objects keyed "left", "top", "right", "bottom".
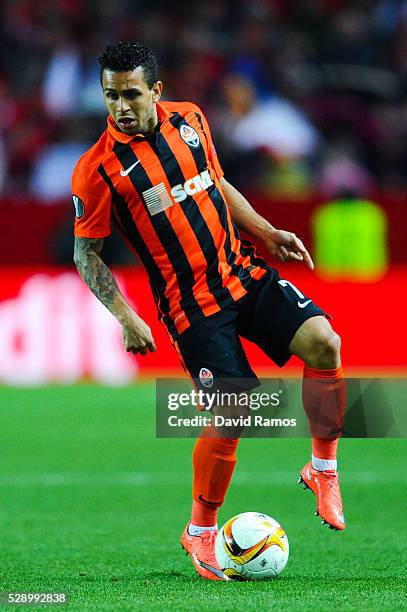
[{"left": 306, "top": 329, "right": 341, "bottom": 369}]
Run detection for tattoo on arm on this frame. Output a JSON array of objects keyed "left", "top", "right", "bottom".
[{"left": 73, "top": 236, "right": 122, "bottom": 310}]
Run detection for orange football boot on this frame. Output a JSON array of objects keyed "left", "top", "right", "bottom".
[
  {"left": 298, "top": 462, "right": 346, "bottom": 531},
  {"left": 180, "top": 524, "right": 226, "bottom": 580}
]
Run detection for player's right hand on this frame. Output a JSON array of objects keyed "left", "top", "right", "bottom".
[{"left": 121, "top": 312, "right": 156, "bottom": 355}]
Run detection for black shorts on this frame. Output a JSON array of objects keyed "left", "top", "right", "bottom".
[{"left": 175, "top": 267, "right": 327, "bottom": 393}]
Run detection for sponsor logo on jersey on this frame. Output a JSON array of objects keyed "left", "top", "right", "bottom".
[
  {"left": 199, "top": 367, "right": 214, "bottom": 388},
  {"left": 72, "top": 195, "right": 85, "bottom": 218},
  {"left": 141, "top": 170, "right": 214, "bottom": 215},
  {"left": 180, "top": 124, "right": 200, "bottom": 148},
  {"left": 171, "top": 170, "right": 213, "bottom": 202},
  {"left": 142, "top": 183, "right": 174, "bottom": 216}
]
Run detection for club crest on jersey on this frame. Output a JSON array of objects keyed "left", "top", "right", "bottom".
[
  {"left": 199, "top": 367, "right": 214, "bottom": 388},
  {"left": 180, "top": 124, "right": 200, "bottom": 148},
  {"left": 72, "top": 195, "right": 85, "bottom": 218}
]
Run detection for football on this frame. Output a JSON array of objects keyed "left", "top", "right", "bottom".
[{"left": 215, "top": 512, "right": 289, "bottom": 580}]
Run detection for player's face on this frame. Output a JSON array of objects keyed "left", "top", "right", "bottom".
[{"left": 102, "top": 67, "right": 163, "bottom": 135}]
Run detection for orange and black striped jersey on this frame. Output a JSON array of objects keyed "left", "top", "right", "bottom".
[{"left": 72, "top": 101, "right": 268, "bottom": 339}]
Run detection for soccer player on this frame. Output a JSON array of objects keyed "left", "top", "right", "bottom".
[{"left": 72, "top": 41, "right": 346, "bottom": 581}]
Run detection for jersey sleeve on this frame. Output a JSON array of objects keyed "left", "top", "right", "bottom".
[
  {"left": 194, "top": 106, "right": 224, "bottom": 180},
  {"left": 72, "top": 160, "right": 112, "bottom": 238}
]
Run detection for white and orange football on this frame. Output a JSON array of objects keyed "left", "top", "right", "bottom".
[{"left": 215, "top": 512, "right": 289, "bottom": 580}]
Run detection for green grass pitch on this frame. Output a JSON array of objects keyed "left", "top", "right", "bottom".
[{"left": 0, "top": 383, "right": 406, "bottom": 611}]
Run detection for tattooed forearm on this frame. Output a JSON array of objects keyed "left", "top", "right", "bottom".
[{"left": 73, "top": 236, "right": 131, "bottom": 322}]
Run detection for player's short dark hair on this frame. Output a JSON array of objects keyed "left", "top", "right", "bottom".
[{"left": 98, "top": 41, "right": 158, "bottom": 88}]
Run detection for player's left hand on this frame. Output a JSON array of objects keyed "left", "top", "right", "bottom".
[{"left": 263, "top": 228, "right": 314, "bottom": 270}]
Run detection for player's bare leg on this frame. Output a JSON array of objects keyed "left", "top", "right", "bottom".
[{"left": 289, "top": 316, "right": 346, "bottom": 531}]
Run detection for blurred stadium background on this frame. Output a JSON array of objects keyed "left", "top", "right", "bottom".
[
  {"left": 1, "top": 2, "right": 406, "bottom": 606},
  {"left": 1, "top": 0, "right": 406, "bottom": 383}
]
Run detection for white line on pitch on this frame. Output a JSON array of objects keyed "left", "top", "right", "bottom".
[{"left": 0, "top": 471, "right": 404, "bottom": 487}]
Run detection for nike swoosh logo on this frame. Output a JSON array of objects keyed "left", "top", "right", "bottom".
[
  {"left": 120, "top": 160, "right": 140, "bottom": 176},
  {"left": 298, "top": 300, "right": 312, "bottom": 309},
  {"left": 198, "top": 494, "right": 223, "bottom": 506},
  {"left": 193, "top": 555, "right": 227, "bottom": 580},
  {"left": 335, "top": 510, "right": 345, "bottom": 524}
]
